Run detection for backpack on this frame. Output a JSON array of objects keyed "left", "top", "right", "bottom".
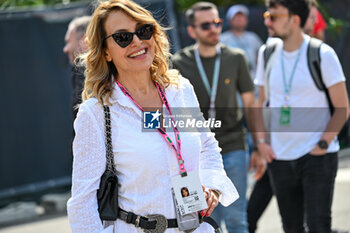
[{"left": 263, "top": 37, "right": 334, "bottom": 114}]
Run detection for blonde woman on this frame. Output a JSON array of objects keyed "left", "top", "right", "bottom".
[{"left": 67, "top": 0, "right": 237, "bottom": 232}]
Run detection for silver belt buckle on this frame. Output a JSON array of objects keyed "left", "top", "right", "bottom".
[{"left": 143, "top": 214, "right": 168, "bottom": 233}]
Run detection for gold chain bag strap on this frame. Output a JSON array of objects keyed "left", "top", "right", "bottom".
[{"left": 97, "top": 105, "right": 119, "bottom": 221}]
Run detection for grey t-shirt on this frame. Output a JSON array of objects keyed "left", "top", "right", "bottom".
[{"left": 220, "top": 30, "right": 263, "bottom": 78}]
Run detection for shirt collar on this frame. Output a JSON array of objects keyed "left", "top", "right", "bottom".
[{"left": 109, "top": 80, "right": 180, "bottom": 113}]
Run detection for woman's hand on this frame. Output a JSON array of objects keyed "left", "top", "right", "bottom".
[{"left": 200, "top": 185, "right": 220, "bottom": 217}]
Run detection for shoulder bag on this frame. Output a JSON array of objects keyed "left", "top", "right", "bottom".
[{"left": 97, "top": 105, "right": 119, "bottom": 221}]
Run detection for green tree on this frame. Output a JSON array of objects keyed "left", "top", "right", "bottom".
[
  {"left": 175, "top": 0, "right": 264, "bottom": 11},
  {"left": 0, "top": 0, "right": 81, "bottom": 9}
]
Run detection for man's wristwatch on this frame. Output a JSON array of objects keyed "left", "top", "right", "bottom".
[
  {"left": 253, "top": 138, "right": 267, "bottom": 151},
  {"left": 257, "top": 138, "right": 266, "bottom": 144},
  {"left": 318, "top": 140, "right": 328, "bottom": 150}
]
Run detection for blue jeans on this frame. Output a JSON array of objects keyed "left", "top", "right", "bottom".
[{"left": 211, "top": 150, "right": 249, "bottom": 233}]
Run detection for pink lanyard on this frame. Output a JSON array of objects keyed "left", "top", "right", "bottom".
[{"left": 116, "top": 80, "right": 187, "bottom": 177}]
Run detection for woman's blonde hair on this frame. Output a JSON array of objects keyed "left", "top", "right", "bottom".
[{"left": 81, "top": 0, "right": 178, "bottom": 104}]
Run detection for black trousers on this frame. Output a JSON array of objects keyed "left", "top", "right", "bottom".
[
  {"left": 268, "top": 152, "right": 338, "bottom": 233},
  {"left": 247, "top": 171, "right": 273, "bottom": 233}
]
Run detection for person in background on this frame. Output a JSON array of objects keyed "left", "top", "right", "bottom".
[
  {"left": 220, "top": 4, "right": 263, "bottom": 78},
  {"left": 63, "top": 15, "right": 91, "bottom": 119},
  {"left": 67, "top": 0, "right": 237, "bottom": 232},
  {"left": 247, "top": 1, "right": 329, "bottom": 231},
  {"left": 172, "top": 2, "right": 265, "bottom": 233},
  {"left": 304, "top": 0, "right": 327, "bottom": 41},
  {"left": 220, "top": 4, "right": 263, "bottom": 156},
  {"left": 255, "top": 0, "right": 349, "bottom": 232}
]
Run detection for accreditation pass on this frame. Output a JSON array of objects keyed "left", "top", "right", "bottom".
[{"left": 171, "top": 171, "right": 208, "bottom": 215}]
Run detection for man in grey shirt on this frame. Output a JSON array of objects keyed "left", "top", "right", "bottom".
[{"left": 221, "top": 4, "right": 263, "bottom": 78}]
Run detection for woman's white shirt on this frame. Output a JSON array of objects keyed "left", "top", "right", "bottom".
[{"left": 67, "top": 76, "right": 238, "bottom": 233}]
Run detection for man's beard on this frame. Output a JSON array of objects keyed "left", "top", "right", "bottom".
[
  {"left": 268, "top": 28, "right": 288, "bottom": 40},
  {"left": 198, "top": 33, "right": 219, "bottom": 46}
]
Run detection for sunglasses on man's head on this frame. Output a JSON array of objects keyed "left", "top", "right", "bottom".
[
  {"left": 263, "top": 11, "right": 289, "bottom": 22},
  {"left": 104, "top": 24, "right": 154, "bottom": 48},
  {"left": 195, "top": 19, "right": 223, "bottom": 31}
]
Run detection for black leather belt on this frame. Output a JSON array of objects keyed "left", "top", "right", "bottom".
[{"left": 118, "top": 208, "right": 221, "bottom": 233}]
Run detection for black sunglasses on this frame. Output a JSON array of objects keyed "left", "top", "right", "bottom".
[
  {"left": 104, "top": 24, "right": 154, "bottom": 48},
  {"left": 195, "top": 19, "right": 223, "bottom": 31}
]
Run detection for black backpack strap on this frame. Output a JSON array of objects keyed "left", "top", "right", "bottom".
[
  {"left": 264, "top": 43, "right": 277, "bottom": 70},
  {"left": 307, "top": 37, "right": 334, "bottom": 115},
  {"left": 307, "top": 38, "right": 324, "bottom": 90},
  {"left": 263, "top": 42, "right": 279, "bottom": 106}
]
